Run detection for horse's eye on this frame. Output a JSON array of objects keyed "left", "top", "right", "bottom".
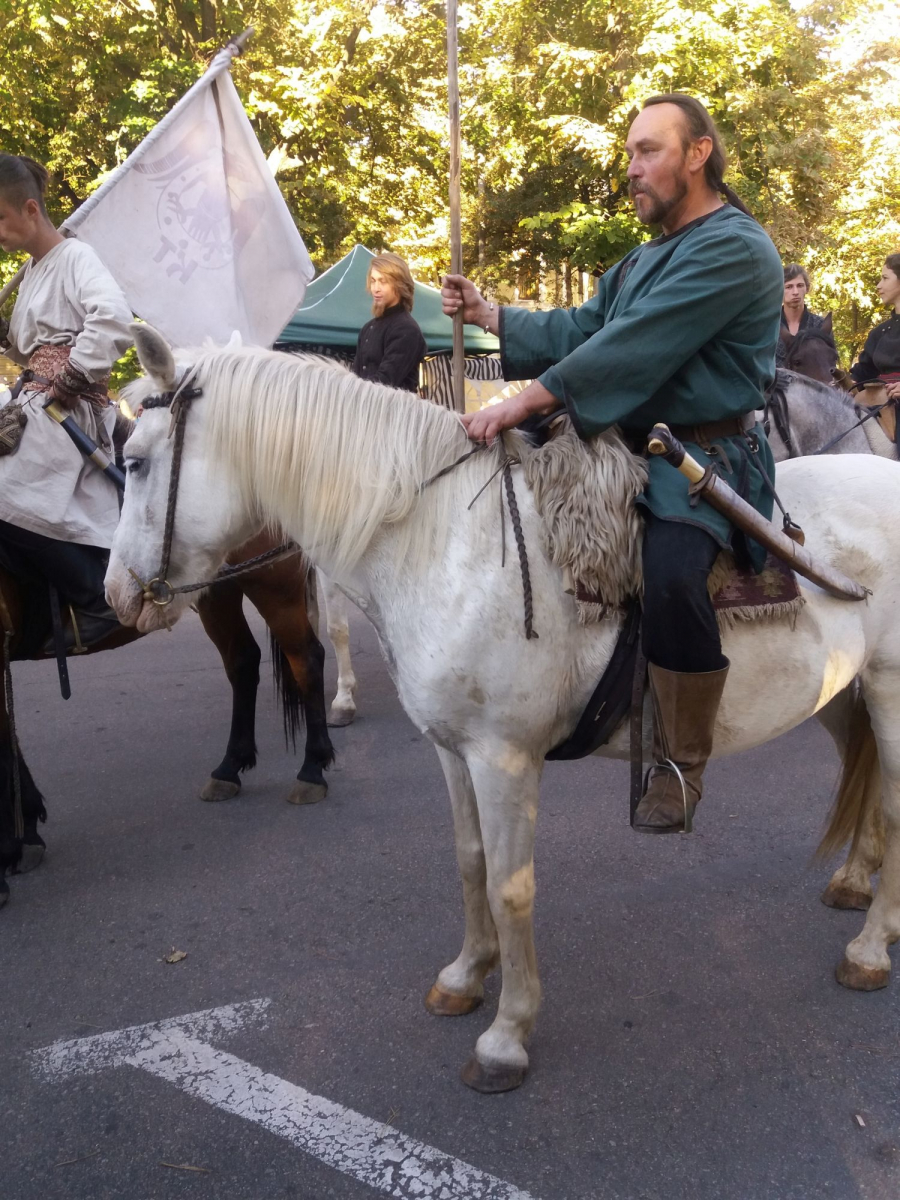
[{"left": 126, "top": 458, "right": 146, "bottom": 476}]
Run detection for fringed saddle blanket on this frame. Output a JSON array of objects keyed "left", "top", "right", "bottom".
[{"left": 520, "top": 418, "right": 804, "bottom": 629}]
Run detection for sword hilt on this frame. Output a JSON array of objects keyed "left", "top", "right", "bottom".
[{"left": 647, "top": 424, "right": 706, "bottom": 484}]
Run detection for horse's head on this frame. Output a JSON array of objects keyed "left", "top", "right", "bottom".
[
  {"left": 105, "top": 324, "right": 257, "bottom": 633},
  {"left": 781, "top": 313, "right": 838, "bottom": 386}
]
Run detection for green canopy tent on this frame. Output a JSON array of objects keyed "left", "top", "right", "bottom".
[{"left": 276, "top": 243, "right": 499, "bottom": 355}]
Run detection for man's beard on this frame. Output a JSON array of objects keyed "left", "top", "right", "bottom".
[
  {"left": 629, "top": 175, "right": 689, "bottom": 226},
  {"left": 371, "top": 299, "right": 387, "bottom": 317}
]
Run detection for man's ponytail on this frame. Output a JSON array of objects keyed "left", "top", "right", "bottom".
[{"left": 716, "top": 180, "right": 754, "bottom": 219}]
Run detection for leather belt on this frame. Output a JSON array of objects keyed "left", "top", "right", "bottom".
[
  {"left": 667, "top": 411, "right": 756, "bottom": 445},
  {"left": 621, "top": 412, "right": 757, "bottom": 455}
]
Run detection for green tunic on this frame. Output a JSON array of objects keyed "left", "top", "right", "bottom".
[{"left": 500, "top": 205, "right": 784, "bottom": 563}]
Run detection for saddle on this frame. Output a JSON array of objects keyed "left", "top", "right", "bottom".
[{"left": 520, "top": 416, "right": 804, "bottom": 631}]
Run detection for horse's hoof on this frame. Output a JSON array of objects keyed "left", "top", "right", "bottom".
[
  {"left": 425, "top": 984, "right": 483, "bottom": 1017},
  {"left": 821, "top": 883, "right": 872, "bottom": 911},
  {"left": 16, "top": 841, "right": 45, "bottom": 874},
  {"left": 327, "top": 706, "right": 356, "bottom": 728},
  {"left": 460, "top": 1056, "right": 527, "bottom": 1094},
  {"left": 200, "top": 778, "right": 241, "bottom": 802},
  {"left": 286, "top": 780, "right": 327, "bottom": 806},
  {"left": 835, "top": 956, "right": 890, "bottom": 991}
]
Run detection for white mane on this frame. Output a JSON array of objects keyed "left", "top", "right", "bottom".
[{"left": 192, "top": 346, "right": 487, "bottom": 576}]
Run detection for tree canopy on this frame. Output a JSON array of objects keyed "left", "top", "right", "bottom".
[{"left": 2, "top": 0, "right": 899, "bottom": 361}]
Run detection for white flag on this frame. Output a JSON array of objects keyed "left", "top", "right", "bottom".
[{"left": 62, "top": 51, "right": 313, "bottom": 348}]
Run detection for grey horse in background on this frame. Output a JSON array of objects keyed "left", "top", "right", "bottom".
[{"left": 763, "top": 368, "right": 875, "bottom": 461}]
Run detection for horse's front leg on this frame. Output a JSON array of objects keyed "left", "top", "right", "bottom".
[
  {"left": 456, "top": 750, "right": 542, "bottom": 1093},
  {"left": 426, "top": 747, "right": 499, "bottom": 1015},
  {"left": 321, "top": 575, "right": 358, "bottom": 727},
  {"left": 197, "top": 582, "right": 261, "bottom": 801}
]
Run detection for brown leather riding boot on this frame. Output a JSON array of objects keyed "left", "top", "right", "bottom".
[{"left": 632, "top": 661, "right": 729, "bottom": 834}]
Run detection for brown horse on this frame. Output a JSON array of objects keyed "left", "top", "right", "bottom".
[
  {"left": 777, "top": 312, "right": 839, "bottom": 385},
  {"left": 0, "top": 529, "right": 334, "bottom": 909}
]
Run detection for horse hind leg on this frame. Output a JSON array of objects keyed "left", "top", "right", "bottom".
[
  {"left": 832, "top": 675, "right": 900, "bottom": 991},
  {"left": 817, "top": 686, "right": 883, "bottom": 910}
]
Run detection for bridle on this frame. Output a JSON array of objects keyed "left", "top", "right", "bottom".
[{"left": 126, "top": 371, "right": 297, "bottom": 609}]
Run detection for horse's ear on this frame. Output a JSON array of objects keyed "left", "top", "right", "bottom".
[
  {"left": 226, "top": 329, "right": 243, "bottom": 350},
  {"left": 821, "top": 311, "right": 833, "bottom": 334},
  {"left": 130, "top": 322, "right": 177, "bottom": 392}
]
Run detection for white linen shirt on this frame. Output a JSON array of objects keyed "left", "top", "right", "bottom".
[{"left": 0, "top": 238, "right": 133, "bottom": 548}]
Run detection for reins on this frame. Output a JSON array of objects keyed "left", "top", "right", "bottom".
[
  {"left": 813, "top": 390, "right": 895, "bottom": 456},
  {"left": 129, "top": 378, "right": 536, "bottom": 639},
  {"left": 420, "top": 438, "right": 538, "bottom": 640}
]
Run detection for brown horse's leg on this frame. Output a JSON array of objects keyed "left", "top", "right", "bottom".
[
  {"left": 196, "top": 581, "right": 262, "bottom": 802},
  {"left": 242, "top": 559, "right": 334, "bottom": 806}
]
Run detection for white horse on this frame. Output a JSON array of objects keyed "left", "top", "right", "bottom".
[
  {"left": 762, "top": 370, "right": 893, "bottom": 912},
  {"left": 107, "top": 327, "right": 900, "bottom": 1092}
]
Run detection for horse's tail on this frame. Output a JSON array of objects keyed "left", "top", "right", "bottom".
[
  {"left": 269, "top": 630, "right": 304, "bottom": 752},
  {"left": 817, "top": 687, "right": 881, "bottom": 860}
]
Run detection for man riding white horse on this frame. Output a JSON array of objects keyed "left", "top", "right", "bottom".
[
  {"left": 0, "top": 153, "right": 132, "bottom": 649},
  {"left": 442, "top": 94, "right": 783, "bottom": 834}
]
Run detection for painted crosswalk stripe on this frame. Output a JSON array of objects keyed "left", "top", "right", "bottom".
[{"left": 33, "top": 999, "right": 537, "bottom": 1200}]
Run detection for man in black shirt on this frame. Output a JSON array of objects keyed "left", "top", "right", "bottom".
[
  {"left": 776, "top": 263, "right": 831, "bottom": 367},
  {"left": 352, "top": 253, "right": 426, "bottom": 392}
]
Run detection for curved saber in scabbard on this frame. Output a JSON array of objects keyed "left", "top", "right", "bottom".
[
  {"left": 646, "top": 423, "right": 868, "bottom": 602},
  {"left": 43, "top": 400, "right": 126, "bottom": 494}
]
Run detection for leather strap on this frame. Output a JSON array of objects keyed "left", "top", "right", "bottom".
[{"left": 629, "top": 640, "right": 648, "bottom": 826}]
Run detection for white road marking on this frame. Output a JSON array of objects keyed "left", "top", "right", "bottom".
[{"left": 33, "top": 999, "right": 538, "bottom": 1200}]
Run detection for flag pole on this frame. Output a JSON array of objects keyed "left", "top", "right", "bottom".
[
  {"left": 0, "top": 26, "right": 255, "bottom": 312},
  {"left": 446, "top": 0, "right": 465, "bottom": 414}
]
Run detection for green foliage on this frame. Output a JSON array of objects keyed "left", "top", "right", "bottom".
[{"left": 1, "top": 0, "right": 898, "bottom": 365}]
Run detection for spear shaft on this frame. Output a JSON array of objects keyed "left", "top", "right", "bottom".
[{"left": 447, "top": 0, "right": 465, "bottom": 413}]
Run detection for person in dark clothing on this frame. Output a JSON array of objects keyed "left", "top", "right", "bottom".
[
  {"left": 352, "top": 253, "right": 426, "bottom": 392},
  {"left": 850, "top": 254, "right": 900, "bottom": 399},
  {"left": 775, "top": 263, "right": 831, "bottom": 367}
]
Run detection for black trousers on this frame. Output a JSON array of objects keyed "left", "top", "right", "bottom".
[
  {"left": 0, "top": 519, "right": 109, "bottom": 614},
  {"left": 641, "top": 513, "right": 726, "bottom": 674}
]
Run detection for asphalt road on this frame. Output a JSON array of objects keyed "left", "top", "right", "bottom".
[{"left": 1, "top": 597, "right": 898, "bottom": 1200}]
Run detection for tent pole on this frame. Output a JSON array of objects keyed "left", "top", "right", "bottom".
[{"left": 446, "top": 0, "right": 465, "bottom": 414}]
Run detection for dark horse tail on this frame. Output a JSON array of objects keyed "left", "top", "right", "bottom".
[
  {"left": 269, "top": 627, "right": 304, "bottom": 752},
  {"left": 267, "top": 570, "right": 335, "bottom": 768}
]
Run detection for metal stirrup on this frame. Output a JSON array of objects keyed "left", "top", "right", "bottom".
[{"left": 643, "top": 758, "right": 692, "bottom": 833}]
